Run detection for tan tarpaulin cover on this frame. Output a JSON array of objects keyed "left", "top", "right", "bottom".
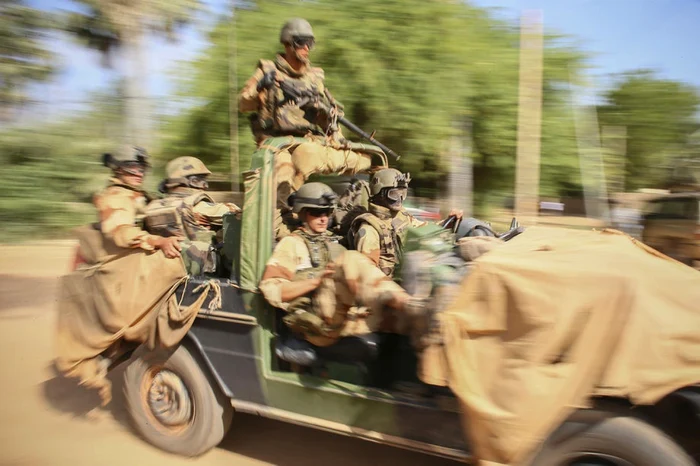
[
  {"left": 55, "top": 226, "right": 212, "bottom": 404},
  {"left": 420, "top": 227, "right": 700, "bottom": 466}
]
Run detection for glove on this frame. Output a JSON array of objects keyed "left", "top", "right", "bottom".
[{"left": 256, "top": 71, "right": 277, "bottom": 92}]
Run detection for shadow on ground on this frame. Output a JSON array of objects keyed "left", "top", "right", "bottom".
[
  {"left": 0, "top": 275, "right": 58, "bottom": 312},
  {"left": 41, "top": 362, "right": 131, "bottom": 428},
  {"left": 41, "top": 361, "right": 459, "bottom": 466}
]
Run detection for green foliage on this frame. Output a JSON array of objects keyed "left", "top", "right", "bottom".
[
  {"left": 598, "top": 70, "right": 700, "bottom": 190},
  {"left": 0, "top": 91, "right": 126, "bottom": 241},
  {"left": 164, "top": 0, "right": 588, "bottom": 204},
  {"left": 0, "top": 0, "right": 56, "bottom": 120}
]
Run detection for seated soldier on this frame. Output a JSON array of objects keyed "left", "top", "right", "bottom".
[
  {"left": 350, "top": 168, "right": 463, "bottom": 277},
  {"left": 145, "top": 156, "right": 241, "bottom": 275},
  {"left": 238, "top": 18, "right": 378, "bottom": 240},
  {"left": 94, "top": 146, "right": 182, "bottom": 258},
  {"left": 258, "top": 182, "right": 426, "bottom": 351}
]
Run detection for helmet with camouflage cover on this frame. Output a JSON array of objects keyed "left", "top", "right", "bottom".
[
  {"left": 369, "top": 168, "right": 411, "bottom": 196},
  {"left": 280, "top": 18, "right": 315, "bottom": 45},
  {"left": 159, "top": 156, "right": 212, "bottom": 192},
  {"left": 289, "top": 182, "right": 338, "bottom": 213},
  {"left": 166, "top": 156, "right": 212, "bottom": 180}
]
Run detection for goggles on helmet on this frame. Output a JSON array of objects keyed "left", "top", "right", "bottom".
[
  {"left": 187, "top": 175, "right": 209, "bottom": 190},
  {"left": 386, "top": 187, "right": 408, "bottom": 202},
  {"left": 119, "top": 161, "right": 147, "bottom": 176},
  {"left": 292, "top": 36, "right": 315, "bottom": 50}
]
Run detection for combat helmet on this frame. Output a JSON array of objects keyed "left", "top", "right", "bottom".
[
  {"left": 102, "top": 145, "right": 150, "bottom": 174},
  {"left": 280, "top": 18, "right": 315, "bottom": 45},
  {"left": 160, "top": 156, "right": 212, "bottom": 192},
  {"left": 166, "top": 156, "right": 212, "bottom": 180},
  {"left": 369, "top": 168, "right": 411, "bottom": 196},
  {"left": 289, "top": 182, "right": 338, "bottom": 214}
]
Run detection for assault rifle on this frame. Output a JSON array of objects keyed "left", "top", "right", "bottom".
[{"left": 278, "top": 80, "right": 401, "bottom": 160}]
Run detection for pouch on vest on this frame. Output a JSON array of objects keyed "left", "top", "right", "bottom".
[
  {"left": 144, "top": 203, "right": 182, "bottom": 238},
  {"left": 284, "top": 299, "right": 332, "bottom": 338}
]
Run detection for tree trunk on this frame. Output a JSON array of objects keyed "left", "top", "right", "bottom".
[{"left": 122, "top": 19, "right": 150, "bottom": 148}]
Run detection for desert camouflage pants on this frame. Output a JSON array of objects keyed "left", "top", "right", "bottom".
[
  {"left": 272, "top": 137, "right": 374, "bottom": 240},
  {"left": 302, "top": 250, "right": 409, "bottom": 347},
  {"left": 179, "top": 240, "right": 216, "bottom": 276}
]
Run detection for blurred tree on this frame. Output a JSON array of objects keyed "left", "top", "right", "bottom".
[
  {"left": 0, "top": 0, "right": 56, "bottom": 121},
  {"left": 0, "top": 88, "right": 128, "bottom": 240},
  {"left": 164, "top": 0, "right": 587, "bottom": 207},
  {"left": 598, "top": 70, "right": 700, "bottom": 190},
  {"left": 64, "top": 0, "right": 202, "bottom": 146}
]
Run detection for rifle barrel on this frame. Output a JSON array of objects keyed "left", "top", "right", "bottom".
[{"left": 338, "top": 116, "right": 401, "bottom": 161}]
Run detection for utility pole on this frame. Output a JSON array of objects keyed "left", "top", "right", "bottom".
[
  {"left": 448, "top": 118, "right": 474, "bottom": 217},
  {"left": 514, "top": 11, "right": 544, "bottom": 222},
  {"left": 228, "top": 0, "right": 240, "bottom": 191}
]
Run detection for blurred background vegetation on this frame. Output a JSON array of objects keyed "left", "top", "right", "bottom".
[{"left": 1, "top": 0, "right": 699, "bottom": 241}]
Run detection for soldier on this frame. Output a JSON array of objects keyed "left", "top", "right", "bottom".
[
  {"left": 146, "top": 156, "right": 241, "bottom": 241},
  {"left": 238, "top": 18, "right": 376, "bottom": 239},
  {"left": 350, "top": 168, "right": 462, "bottom": 277},
  {"left": 145, "top": 156, "right": 242, "bottom": 275},
  {"left": 258, "top": 182, "right": 425, "bottom": 348},
  {"left": 94, "top": 146, "right": 182, "bottom": 258}
]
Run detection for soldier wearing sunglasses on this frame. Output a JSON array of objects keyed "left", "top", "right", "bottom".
[
  {"left": 239, "top": 18, "right": 376, "bottom": 241},
  {"left": 259, "top": 182, "right": 426, "bottom": 349},
  {"left": 94, "top": 146, "right": 183, "bottom": 259}
]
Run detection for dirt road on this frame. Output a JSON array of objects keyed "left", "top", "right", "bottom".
[{"left": 0, "top": 242, "right": 460, "bottom": 466}]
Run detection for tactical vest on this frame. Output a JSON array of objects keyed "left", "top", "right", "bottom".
[
  {"left": 145, "top": 191, "right": 216, "bottom": 242},
  {"left": 283, "top": 230, "right": 347, "bottom": 340},
  {"left": 349, "top": 205, "right": 412, "bottom": 276},
  {"left": 253, "top": 57, "right": 327, "bottom": 138}
]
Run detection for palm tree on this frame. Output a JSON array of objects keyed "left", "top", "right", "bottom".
[{"left": 65, "top": 0, "right": 202, "bottom": 147}]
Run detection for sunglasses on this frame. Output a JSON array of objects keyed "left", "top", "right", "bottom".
[
  {"left": 292, "top": 36, "right": 315, "bottom": 50},
  {"left": 306, "top": 208, "right": 333, "bottom": 218}
]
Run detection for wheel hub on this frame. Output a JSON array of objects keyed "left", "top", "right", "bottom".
[{"left": 146, "top": 369, "right": 193, "bottom": 427}]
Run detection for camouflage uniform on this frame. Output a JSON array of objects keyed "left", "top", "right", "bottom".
[
  {"left": 353, "top": 203, "right": 426, "bottom": 277},
  {"left": 238, "top": 19, "right": 375, "bottom": 239},
  {"left": 259, "top": 229, "right": 409, "bottom": 347},
  {"left": 94, "top": 177, "right": 160, "bottom": 251},
  {"left": 259, "top": 181, "right": 412, "bottom": 347},
  {"left": 145, "top": 156, "right": 242, "bottom": 275}
]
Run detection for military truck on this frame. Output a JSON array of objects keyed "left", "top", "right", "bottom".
[
  {"left": 641, "top": 191, "right": 700, "bottom": 266},
  {"left": 103, "top": 138, "right": 699, "bottom": 465}
]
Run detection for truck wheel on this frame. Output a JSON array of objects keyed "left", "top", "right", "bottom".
[
  {"left": 123, "top": 344, "right": 233, "bottom": 456},
  {"left": 532, "top": 413, "right": 693, "bottom": 466}
]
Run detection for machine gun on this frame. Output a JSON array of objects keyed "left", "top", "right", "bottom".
[{"left": 278, "top": 80, "right": 401, "bottom": 161}]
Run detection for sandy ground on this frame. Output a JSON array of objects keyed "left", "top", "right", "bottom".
[{"left": 0, "top": 242, "right": 459, "bottom": 466}]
